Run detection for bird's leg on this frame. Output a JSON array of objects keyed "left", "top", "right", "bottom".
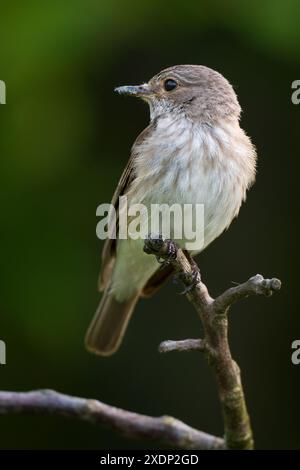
[
  {"left": 144, "top": 236, "right": 200, "bottom": 293},
  {"left": 144, "top": 235, "right": 178, "bottom": 266}
]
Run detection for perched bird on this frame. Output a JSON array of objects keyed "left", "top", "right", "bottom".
[{"left": 85, "top": 65, "right": 257, "bottom": 356}]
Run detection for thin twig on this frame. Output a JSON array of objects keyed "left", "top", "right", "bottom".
[
  {"left": 159, "top": 339, "right": 206, "bottom": 353},
  {"left": 0, "top": 389, "right": 225, "bottom": 450},
  {"left": 214, "top": 274, "right": 281, "bottom": 313}
]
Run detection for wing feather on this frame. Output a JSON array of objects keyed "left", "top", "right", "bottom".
[
  {"left": 98, "top": 154, "right": 135, "bottom": 290},
  {"left": 98, "top": 119, "right": 174, "bottom": 295}
]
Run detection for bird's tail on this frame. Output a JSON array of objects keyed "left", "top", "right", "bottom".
[{"left": 85, "top": 287, "right": 139, "bottom": 356}]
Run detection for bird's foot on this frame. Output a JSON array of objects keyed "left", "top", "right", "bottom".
[
  {"left": 156, "top": 239, "right": 177, "bottom": 267},
  {"left": 143, "top": 235, "right": 178, "bottom": 266}
]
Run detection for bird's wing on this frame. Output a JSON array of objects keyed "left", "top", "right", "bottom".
[
  {"left": 141, "top": 263, "right": 174, "bottom": 297},
  {"left": 98, "top": 122, "right": 151, "bottom": 291},
  {"left": 98, "top": 120, "right": 174, "bottom": 295},
  {"left": 98, "top": 152, "right": 135, "bottom": 291}
]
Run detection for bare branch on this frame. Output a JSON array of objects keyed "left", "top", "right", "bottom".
[
  {"left": 0, "top": 389, "right": 225, "bottom": 450},
  {"left": 159, "top": 339, "right": 206, "bottom": 353},
  {"left": 144, "top": 236, "right": 282, "bottom": 450},
  {"left": 214, "top": 274, "right": 282, "bottom": 314}
]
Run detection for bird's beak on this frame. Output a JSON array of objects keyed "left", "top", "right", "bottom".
[{"left": 114, "top": 83, "right": 152, "bottom": 98}]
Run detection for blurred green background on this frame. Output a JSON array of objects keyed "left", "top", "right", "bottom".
[{"left": 0, "top": 0, "right": 299, "bottom": 450}]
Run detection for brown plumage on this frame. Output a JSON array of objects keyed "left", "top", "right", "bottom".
[{"left": 85, "top": 65, "right": 256, "bottom": 356}]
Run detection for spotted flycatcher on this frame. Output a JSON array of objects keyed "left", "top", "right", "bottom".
[{"left": 85, "top": 65, "right": 257, "bottom": 355}]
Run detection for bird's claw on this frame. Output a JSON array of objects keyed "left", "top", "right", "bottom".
[
  {"left": 175, "top": 265, "right": 201, "bottom": 295},
  {"left": 156, "top": 239, "right": 177, "bottom": 267},
  {"left": 144, "top": 235, "right": 178, "bottom": 267}
]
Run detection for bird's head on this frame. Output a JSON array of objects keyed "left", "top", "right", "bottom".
[{"left": 115, "top": 65, "right": 241, "bottom": 123}]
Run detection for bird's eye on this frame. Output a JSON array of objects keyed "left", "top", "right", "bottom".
[{"left": 164, "top": 79, "right": 178, "bottom": 91}]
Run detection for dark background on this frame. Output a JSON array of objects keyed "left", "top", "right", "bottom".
[{"left": 0, "top": 0, "right": 299, "bottom": 449}]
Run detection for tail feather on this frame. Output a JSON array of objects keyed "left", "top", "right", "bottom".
[{"left": 85, "top": 288, "right": 139, "bottom": 356}]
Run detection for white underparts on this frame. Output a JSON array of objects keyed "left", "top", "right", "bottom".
[{"left": 112, "top": 112, "right": 256, "bottom": 301}]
